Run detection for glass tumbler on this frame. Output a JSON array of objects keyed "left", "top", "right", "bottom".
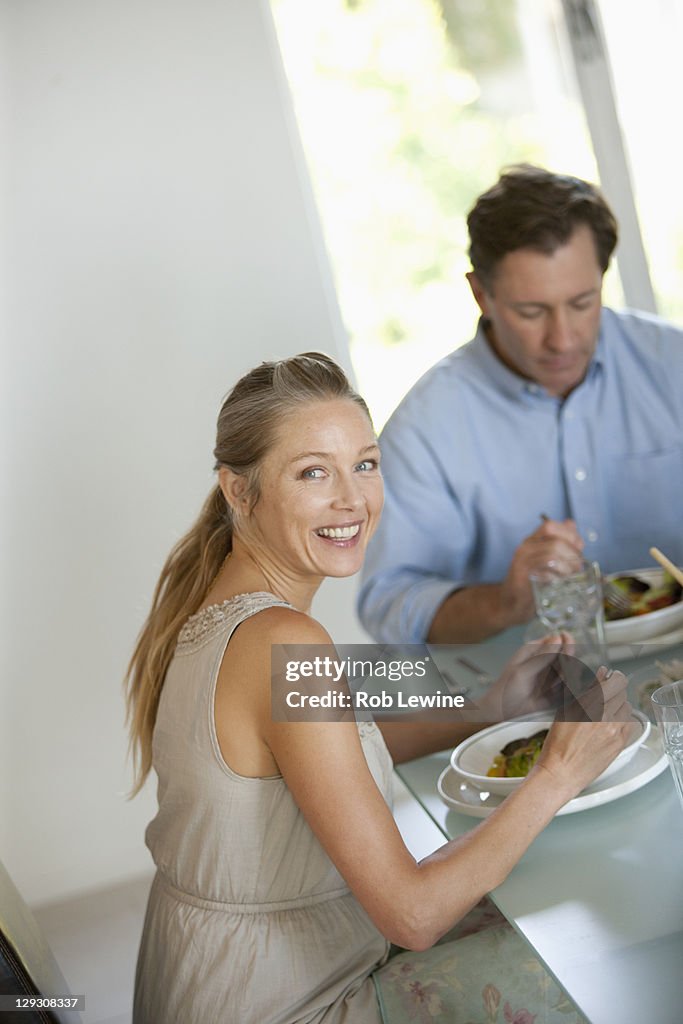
[
  {"left": 529, "top": 559, "right": 608, "bottom": 674},
  {"left": 651, "top": 680, "right": 683, "bottom": 811}
]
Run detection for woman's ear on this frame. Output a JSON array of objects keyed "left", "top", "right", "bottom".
[{"left": 218, "top": 467, "right": 249, "bottom": 514}]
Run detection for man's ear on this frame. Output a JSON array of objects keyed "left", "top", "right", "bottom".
[
  {"left": 218, "top": 466, "right": 249, "bottom": 514},
  {"left": 466, "top": 271, "right": 491, "bottom": 317}
]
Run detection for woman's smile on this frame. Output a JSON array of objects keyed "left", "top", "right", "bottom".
[{"left": 314, "top": 521, "right": 363, "bottom": 545}]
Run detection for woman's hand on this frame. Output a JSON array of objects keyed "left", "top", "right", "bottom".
[
  {"left": 532, "top": 667, "right": 634, "bottom": 803},
  {"left": 479, "top": 633, "right": 574, "bottom": 722}
]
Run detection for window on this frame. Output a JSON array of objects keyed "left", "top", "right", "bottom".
[
  {"left": 272, "top": 0, "right": 627, "bottom": 426},
  {"left": 592, "top": 0, "right": 683, "bottom": 320}
]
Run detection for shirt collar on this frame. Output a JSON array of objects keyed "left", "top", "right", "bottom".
[{"left": 469, "top": 315, "right": 605, "bottom": 401}]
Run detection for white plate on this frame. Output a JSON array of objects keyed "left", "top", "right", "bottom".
[
  {"left": 523, "top": 616, "right": 683, "bottom": 662},
  {"left": 451, "top": 710, "right": 649, "bottom": 795},
  {"left": 438, "top": 728, "right": 667, "bottom": 818},
  {"left": 604, "top": 568, "right": 683, "bottom": 644},
  {"left": 608, "top": 624, "right": 683, "bottom": 662}
]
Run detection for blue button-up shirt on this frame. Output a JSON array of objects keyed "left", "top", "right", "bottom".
[{"left": 358, "top": 308, "right": 683, "bottom": 643}]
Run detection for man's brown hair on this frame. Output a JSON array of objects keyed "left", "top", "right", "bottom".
[{"left": 467, "top": 164, "right": 618, "bottom": 290}]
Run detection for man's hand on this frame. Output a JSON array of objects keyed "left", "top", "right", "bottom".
[
  {"left": 500, "top": 517, "right": 584, "bottom": 624},
  {"left": 427, "top": 518, "right": 584, "bottom": 644}
]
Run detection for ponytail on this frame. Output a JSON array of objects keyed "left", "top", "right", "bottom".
[{"left": 124, "top": 485, "right": 231, "bottom": 795}]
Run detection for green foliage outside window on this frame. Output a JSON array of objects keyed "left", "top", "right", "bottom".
[{"left": 272, "top": 0, "right": 599, "bottom": 426}]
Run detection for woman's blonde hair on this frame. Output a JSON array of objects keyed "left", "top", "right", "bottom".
[{"left": 124, "top": 352, "right": 370, "bottom": 794}]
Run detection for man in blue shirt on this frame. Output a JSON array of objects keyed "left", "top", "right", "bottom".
[{"left": 358, "top": 165, "right": 683, "bottom": 644}]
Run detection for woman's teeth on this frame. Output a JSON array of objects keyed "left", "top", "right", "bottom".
[{"left": 316, "top": 525, "right": 360, "bottom": 539}]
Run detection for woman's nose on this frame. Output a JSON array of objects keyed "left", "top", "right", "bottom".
[{"left": 331, "top": 474, "right": 364, "bottom": 510}]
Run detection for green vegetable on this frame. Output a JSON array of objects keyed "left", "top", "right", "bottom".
[{"left": 487, "top": 729, "right": 548, "bottom": 778}]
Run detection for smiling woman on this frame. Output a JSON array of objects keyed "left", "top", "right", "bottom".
[
  {"left": 219, "top": 397, "right": 383, "bottom": 589},
  {"left": 125, "top": 351, "right": 632, "bottom": 1024},
  {"left": 125, "top": 352, "right": 375, "bottom": 794}
]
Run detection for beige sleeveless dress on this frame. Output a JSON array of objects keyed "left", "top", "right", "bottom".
[{"left": 133, "top": 592, "right": 392, "bottom": 1024}]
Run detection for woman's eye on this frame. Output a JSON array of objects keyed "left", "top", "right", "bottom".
[
  {"left": 301, "top": 467, "right": 326, "bottom": 480},
  {"left": 355, "top": 459, "right": 378, "bottom": 472}
]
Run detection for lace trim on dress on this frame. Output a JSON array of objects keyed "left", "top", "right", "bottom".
[
  {"left": 177, "top": 592, "right": 291, "bottom": 650},
  {"left": 177, "top": 596, "right": 381, "bottom": 741}
]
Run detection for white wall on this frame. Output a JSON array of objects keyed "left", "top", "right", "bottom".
[{"left": 0, "top": 0, "right": 369, "bottom": 907}]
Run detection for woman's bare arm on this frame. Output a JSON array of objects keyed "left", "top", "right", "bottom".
[{"left": 221, "top": 610, "right": 633, "bottom": 953}]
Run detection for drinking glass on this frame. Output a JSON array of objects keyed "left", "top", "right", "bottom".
[
  {"left": 529, "top": 559, "right": 608, "bottom": 673},
  {"left": 651, "top": 680, "right": 683, "bottom": 811}
]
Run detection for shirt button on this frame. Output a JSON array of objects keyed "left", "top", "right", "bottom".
[
  {"left": 587, "top": 529, "right": 599, "bottom": 542},
  {"left": 574, "top": 468, "right": 587, "bottom": 481},
  {"left": 565, "top": 410, "right": 574, "bottom": 420}
]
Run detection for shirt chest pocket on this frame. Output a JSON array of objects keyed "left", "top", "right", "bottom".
[{"left": 601, "top": 446, "right": 683, "bottom": 546}]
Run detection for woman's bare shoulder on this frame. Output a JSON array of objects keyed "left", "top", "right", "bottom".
[{"left": 232, "top": 602, "right": 333, "bottom": 651}]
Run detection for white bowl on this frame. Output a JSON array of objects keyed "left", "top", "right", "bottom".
[
  {"left": 604, "top": 568, "right": 683, "bottom": 644},
  {"left": 451, "top": 710, "right": 651, "bottom": 796}
]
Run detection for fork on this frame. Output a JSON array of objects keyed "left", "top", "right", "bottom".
[
  {"left": 438, "top": 668, "right": 470, "bottom": 697},
  {"left": 455, "top": 656, "right": 494, "bottom": 685},
  {"left": 602, "top": 578, "right": 632, "bottom": 615}
]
